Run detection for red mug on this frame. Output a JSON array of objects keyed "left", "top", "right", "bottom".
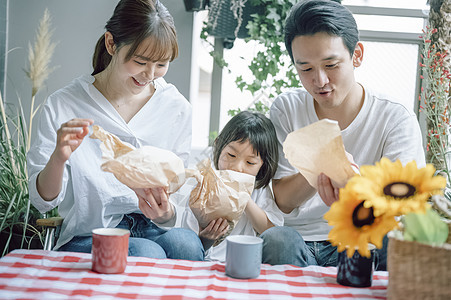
[{"left": 91, "top": 228, "right": 130, "bottom": 274}]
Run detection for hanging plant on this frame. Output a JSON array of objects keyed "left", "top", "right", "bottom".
[
  {"left": 205, "top": 0, "right": 264, "bottom": 40},
  {"left": 183, "top": 0, "right": 209, "bottom": 12},
  {"left": 237, "top": 0, "right": 300, "bottom": 98},
  {"left": 201, "top": 0, "right": 301, "bottom": 117}
]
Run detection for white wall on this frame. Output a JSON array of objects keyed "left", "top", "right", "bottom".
[{"left": 3, "top": 0, "right": 194, "bottom": 140}]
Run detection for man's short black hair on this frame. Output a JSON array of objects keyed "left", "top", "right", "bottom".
[{"left": 285, "top": 0, "right": 359, "bottom": 62}]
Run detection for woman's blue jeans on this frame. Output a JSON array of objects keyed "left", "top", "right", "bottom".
[
  {"left": 260, "top": 226, "right": 387, "bottom": 270},
  {"left": 58, "top": 213, "right": 204, "bottom": 261}
]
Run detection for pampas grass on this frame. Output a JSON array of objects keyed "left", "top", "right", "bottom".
[
  {"left": 0, "top": 9, "right": 57, "bottom": 256},
  {"left": 24, "top": 8, "right": 57, "bottom": 151},
  {"left": 25, "top": 8, "right": 57, "bottom": 97}
]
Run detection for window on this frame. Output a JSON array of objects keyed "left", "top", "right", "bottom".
[{"left": 192, "top": 1, "right": 429, "bottom": 151}]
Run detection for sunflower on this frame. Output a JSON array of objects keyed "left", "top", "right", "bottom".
[
  {"left": 351, "top": 158, "right": 446, "bottom": 217},
  {"left": 324, "top": 180, "right": 398, "bottom": 258}
]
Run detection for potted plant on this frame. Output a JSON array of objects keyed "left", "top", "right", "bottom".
[
  {"left": 420, "top": 0, "right": 451, "bottom": 219},
  {"left": 384, "top": 23, "right": 450, "bottom": 298},
  {"left": 0, "top": 9, "right": 57, "bottom": 256},
  {"left": 419, "top": 23, "right": 451, "bottom": 218},
  {"left": 324, "top": 157, "right": 449, "bottom": 293}
]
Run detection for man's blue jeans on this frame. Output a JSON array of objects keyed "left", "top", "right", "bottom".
[
  {"left": 260, "top": 226, "right": 387, "bottom": 271},
  {"left": 261, "top": 226, "right": 338, "bottom": 267},
  {"left": 59, "top": 213, "right": 204, "bottom": 261}
]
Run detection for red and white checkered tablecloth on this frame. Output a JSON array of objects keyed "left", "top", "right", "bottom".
[{"left": 0, "top": 249, "right": 388, "bottom": 299}]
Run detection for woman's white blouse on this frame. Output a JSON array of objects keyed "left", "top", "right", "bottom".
[{"left": 27, "top": 75, "right": 192, "bottom": 249}]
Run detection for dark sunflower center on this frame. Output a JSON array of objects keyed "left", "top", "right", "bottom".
[
  {"left": 352, "top": 202, "right": 375, "bottom": 228},
  {"left": 383, "top": 182, "right": 416, "bottom": 199}
]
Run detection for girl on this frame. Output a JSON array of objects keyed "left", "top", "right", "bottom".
[
  {"left": 182, "top": 111, "right": 283, "bottom": 261},
  {"left": 27, "top": 0, "right": 204, "bottom": 260}
]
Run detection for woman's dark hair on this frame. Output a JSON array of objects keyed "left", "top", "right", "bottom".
[
  {"left": 213, "top": 111, "right": 279, "bottom": 189},
  {"left": 285, "top": 0, "right": 359, "bottom": 62},
  {"left": 92, "top": 0, "right": 178, "bottom": 75}
]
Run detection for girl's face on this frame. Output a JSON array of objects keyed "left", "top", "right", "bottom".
[
  {"left": 218, "top": 140, "right": 263, "bottom": 177},
  {"left": 111, "top": 37, "right": 170, "bottom": 95}
]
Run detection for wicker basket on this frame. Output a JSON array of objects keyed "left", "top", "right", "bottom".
[{"left": 387, "top": 228, "right": 451, "bottom": 300}]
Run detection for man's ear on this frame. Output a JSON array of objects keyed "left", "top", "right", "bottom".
[
  {"left": 353, "top": 42, "right": 364, "bottom": 68},
  {"left": 104, "top": 31, "right": 116, "bottom": 56}
]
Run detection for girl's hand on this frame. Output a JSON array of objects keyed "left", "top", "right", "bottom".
[
  {"left": 53, "top": 118, "right": 94, "bottom": 164},
  {"left": 199, "top": 218, "right": 229, "bottom": 241},
  {"left": 137, "top": 187, "right": 174, "bottom": 223}
]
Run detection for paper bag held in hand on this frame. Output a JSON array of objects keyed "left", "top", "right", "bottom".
[
  {"left": 283, "top": 119, "right": 355, "bottom": 188},
  {"left": 90, "top": 125, "right": 186, "bottom": 194},
  {"left": 188, "top": 159, "right": 254, "bottom": 243}
]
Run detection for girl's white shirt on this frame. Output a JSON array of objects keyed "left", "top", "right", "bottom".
[
  {"left": 27, "top": 74, "right": 192, "bottom": 250},
  {"left": 180, "top": 182, "right": 284, "bottom": 262}
]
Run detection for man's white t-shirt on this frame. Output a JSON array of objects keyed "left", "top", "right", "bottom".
[
  {"left": 270, "top": 86, "right": 425, "bottom": 241},
  {"left": 27, "top": 75, "right": 192, "bottom": 250}
]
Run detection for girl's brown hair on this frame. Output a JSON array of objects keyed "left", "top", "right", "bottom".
[
  {"left": 213, "top": 111, "right": 279, "bottom": 189},
  {"left": 92, "top": 0, "right": 178, "bottom": 75}
]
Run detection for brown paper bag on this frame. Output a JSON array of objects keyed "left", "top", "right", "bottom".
[
  {"left": 188, "top": 159, "right": 254, "bottom": 244},
  {"left": 90, "top": 125, "right": 186, "bottom": 194},
  {"left": 283, "top": 119, "right": 355, "bottom": 188},
  {"left": 91, "top": 126, "right": 255, "bottom": 244}
]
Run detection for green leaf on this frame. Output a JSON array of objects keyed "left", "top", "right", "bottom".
[
  {"left": 402, "top": 208, "right": 449, "bottom": 245},
  {"left": 228, "top": 108, "right": 241, "bottom": 117},
  {"left": 267, "top": 8, "right": 281, "bottom": 30}
]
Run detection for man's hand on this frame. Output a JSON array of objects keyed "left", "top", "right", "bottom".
[
  {"left": 317, "top": 173, "right": 340, "bottom": 206},
  {"left": 318, "top": 151, "right": 358, "bottom": 206},
  {"left": 136, "top": 187, "right": 174, "bottom": 223}
]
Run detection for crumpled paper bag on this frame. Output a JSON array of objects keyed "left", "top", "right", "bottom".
[
  {"left": 90, "top": 125, "right": 186, "bottom": 194},
  {"left": 90, "top": 126, "right": 255, "bottom": 244},
  {"left": 188, "top": 158, "right": 255, "bottom": 245},
  {"left": 283, "top": 119, "right": 355, "bottom": 188}
]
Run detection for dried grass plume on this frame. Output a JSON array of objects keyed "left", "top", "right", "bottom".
[
  {"left": 24, "top": 8, "right": 57, "bottom": 150},
  {"left": 25, "top": 8, "right": 57, "bottom": 97}
]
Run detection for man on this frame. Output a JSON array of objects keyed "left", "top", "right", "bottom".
[{"left": 260, "top": 0, "right": 425, "bottom": 271}]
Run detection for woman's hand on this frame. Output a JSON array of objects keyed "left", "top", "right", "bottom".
[
  {"left": 53, "top": 118, "right": 94, "bottom": 164},
  {"left": 137, "top": 187, "right": 174, "bottom": 223},
  {"left": 199, "top": 218, "right": 229, "bottom": 241},
  {"left": 37, "top": 118, "right": 93, "bottom": 201}
]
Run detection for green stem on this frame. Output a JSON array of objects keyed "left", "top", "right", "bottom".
[
  {"left": 0, "top": 93, "right": 18, "bottom": 173},
  {"left": 27, "top": 94, "right": 35, "bottom": 152}
]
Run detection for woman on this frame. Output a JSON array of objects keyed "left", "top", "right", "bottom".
[{"left": 27, "top": 0, "right": 204, "bottom": 260}]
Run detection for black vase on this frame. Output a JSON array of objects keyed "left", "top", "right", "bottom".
[{"left": 336, "top": 249, "right": 375, "bottom": 287}]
